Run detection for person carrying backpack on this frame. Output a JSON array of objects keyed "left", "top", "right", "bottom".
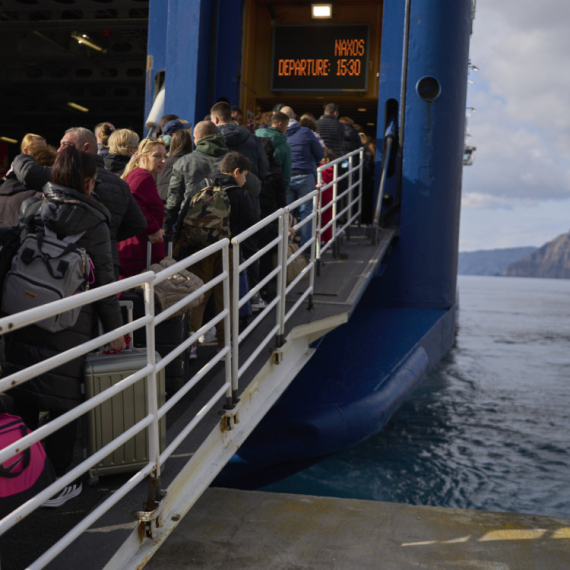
[
  {"left": 176, "top": 152, "right": 257, "bottom": 351},
  {"left": 1, "top": 146, "right": 125, "bottom": 507}
]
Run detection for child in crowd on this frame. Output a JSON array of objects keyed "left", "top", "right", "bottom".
[
  {"left": 180, "top": 152, "right": 257, "bottom": 352},
  {"left": 319, "top": 148, "right": 336, "bottom": 244}
]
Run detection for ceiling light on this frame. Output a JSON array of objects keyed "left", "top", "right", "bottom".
[
  {"left": 357, "top": 108, "right": 367, "bottom": 112},
  {"left": 366, "top": 122, "right": 375, "bottom": 126},
  {"left": 0, "top": 137, "right": 18, "bottom": 144},
  {"left": 312, "top": 4, "right": 332, "bottom": 19},
  {"left": 71, "top": 31, "right": 107, "bottom": 53},
  {"left": 67, "top": 102, "right": 89, "bottom": 113}
]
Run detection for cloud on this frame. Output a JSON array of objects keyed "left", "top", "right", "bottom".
[
  {"left": 464, "top": 1, "right": 570, "bottom": 204},
  {"left": 461, "top": 193, "right": 513, "bottom": 210}
]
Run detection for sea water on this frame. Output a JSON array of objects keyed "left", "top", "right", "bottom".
[{"left": 262, "top": 275, "right": 570, "bottom": 519}]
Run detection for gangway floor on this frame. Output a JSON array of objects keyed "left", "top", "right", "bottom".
[{"left": 2, "top": 226, "right": 395, "bottom": 570}]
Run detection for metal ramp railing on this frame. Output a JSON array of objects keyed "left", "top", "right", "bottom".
[{"left": 0, "top": 147, "right": 397, "bottom": 569}]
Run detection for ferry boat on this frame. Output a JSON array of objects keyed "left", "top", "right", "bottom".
[{"left": 0, "top": 0, "right": 473, "bottom": 568}]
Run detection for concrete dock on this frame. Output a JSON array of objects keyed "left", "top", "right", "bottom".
[{"left": 146, "top": 488, "right": 570, "bottom": 569}]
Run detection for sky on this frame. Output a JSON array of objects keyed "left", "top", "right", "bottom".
[{"left": 459, "top": 0, "right": 570, "bottom": 251}]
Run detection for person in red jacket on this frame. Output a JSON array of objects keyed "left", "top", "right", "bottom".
[{"left": 119, "top": 139, "right": 167, "bottom": 277}]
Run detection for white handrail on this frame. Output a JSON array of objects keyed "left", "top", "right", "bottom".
[{"left": 0, "top": 147, "right": 366, "bottom": 568}]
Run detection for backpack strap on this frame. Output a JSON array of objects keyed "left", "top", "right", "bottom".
[
  {"left": 0, "top": 425, "right": 31, "bottom": 478},
  {"left": 32, "top": 228, "right": 87, "bottom": 280}
]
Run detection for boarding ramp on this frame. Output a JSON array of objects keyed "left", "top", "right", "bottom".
[{"left": 0, "top": 148, "right": 396, "bottom": 569}]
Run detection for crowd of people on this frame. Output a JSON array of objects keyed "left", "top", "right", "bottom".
[{"left": 0, "top": 101, "right": 375, "bottom": 508}]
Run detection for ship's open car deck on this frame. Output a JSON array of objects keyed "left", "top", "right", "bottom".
[{"left": 3, "top": 226, "right": 395, "bottom": 570}]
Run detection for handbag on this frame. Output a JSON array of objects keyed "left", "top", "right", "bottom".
[{"left": 286, "top": 242, "right": 309, "bottom": 285}]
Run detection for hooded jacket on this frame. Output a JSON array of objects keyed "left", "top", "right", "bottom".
[
  {"left": 156, "top": 149, "right": 192, "bottom": 202},
  {"left": 0, "top": 173, "right": 38, "bottom": 228},
  {"left": 3, "top": 182, "right": 123, "bottom": 413},
  {"left": 164, "top": 134, "right": 229, "bottom": 231},
  {"left": 285, "top": 120, "right": 324, "bottom": 176},
  {"left": 12, "top": 153, "right": 147, "bottom": 273},
  {"left": 255, "top": 126, "right": 292, "bottom": 192},
  {"left": 217, "top": 124, "right": 269, "bottom": 180},
  {"left": 103, "top": 152, "right": 130, "bottom": 176}
]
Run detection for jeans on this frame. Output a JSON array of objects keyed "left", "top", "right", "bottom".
[{"left": 287, "top": 173, "right": 315, "bottom": 246}]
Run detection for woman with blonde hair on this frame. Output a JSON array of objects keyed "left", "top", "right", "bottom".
[
  {"left": 20, "top": 133, "right": 46, "bottom": 154},
  {"left": 118, "top": 138, "right": 167, "bottom": 277},
  {"left": 104, "top": 128, "right": 140, "bottom": 176}
]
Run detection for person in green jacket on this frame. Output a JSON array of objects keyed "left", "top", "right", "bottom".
[{"left": 256, "top": 111, "right": 292, "bottom": 193}]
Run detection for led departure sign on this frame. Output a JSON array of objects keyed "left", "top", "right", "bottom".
[{"left": 271, "top": 25, "right": 369, "bottom": 92}]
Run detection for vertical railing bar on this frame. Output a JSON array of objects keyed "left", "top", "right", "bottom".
[
  {"left": 316, "top": 169, "right": 323, "bottom": 276},
  {"left": 358, "top": 148, "right": 364, "bottom": 219},
  {"left": 231, "top": 242, "right": 240, "bottom": 402},
  {"left": 222, "top": 245, "right": 233, "bottom": 406},
  {"left": 332, "top": 162, "right": 338, "bottom": 253},
  {"left": 276, "top": 214, "right": 286, "bottom": 347},
  {"left": 143, "top": 279, "right": 161, "bottom": 512},
  {"left": 348, "top": 154, "right": 354, "bottom": 240},
  {"left": 279, "top": 209, "right": 290, "bottom": 343}
]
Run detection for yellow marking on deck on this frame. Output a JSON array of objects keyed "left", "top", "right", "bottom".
[
  {"left": 479, "top": 529, "right": 546, "bottom": 541},
  {"left": 552, "top": 527, "right": 570, "bottom": 539}
]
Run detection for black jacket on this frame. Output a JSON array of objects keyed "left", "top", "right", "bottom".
[
  {"left": 316, "top": 115, "right": 345, "bottom": 158},
  {"left": 0, "top": 173, "right": 38, "bottom": 228},
  {"left": 341, "top": 123, "right": 362, "bottom": 156},
  {"left": 218, "top": 124, "right": 269, "bottom": 179},
  {"left": 3, "top": 182, "right": 123, "bottom": 413},
  {"left": 12, "top": 153, "right": 147, "bottom": 270},
  {"left": 156, "top": 149, "right": 192, "bottom": 202},
  {"left": 214, "top": 174, "right": 257, "bottom": 239},
  {"left": 103, "top": 153, "right": 130, "bottom": 176},
  {"left": 260, "top": 165, "right": 286, "bottom": 219}
]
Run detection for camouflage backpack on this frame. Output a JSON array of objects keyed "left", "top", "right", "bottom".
[{"left": 178, "top": 185, "right": 231, "bottom": 251}]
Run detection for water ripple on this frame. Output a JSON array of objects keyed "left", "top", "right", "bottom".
[{"left": 263, "top": 276, "right": 570, "bottom": 519}]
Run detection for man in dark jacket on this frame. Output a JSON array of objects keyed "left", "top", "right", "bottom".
[
  {"left": 256, "top": 111, "right": 292, "bottom": 193},
  {"left": 281, "top": 106, "right": 324, "bottom": 246},
  {"left": 165, "top": 121, "right": 263, "bottom": 232},
  {"left": 316, "top": 103, "right": 345, "bottom": 158},
  {"left": 164, "top": 121, "right": 229, "bottom": 231},
  {"left": 211, "top": 103, "right": 268, "bottom": 306},
  {"left": 211, "top": 101, "right": 269, "bottom": 181},
  {"left": 12, "top": 126, "right": 147, "bottom": 278}
]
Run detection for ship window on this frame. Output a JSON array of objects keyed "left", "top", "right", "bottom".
[{"left": 416, "top": 76, "right": 441, "bottom": 102}]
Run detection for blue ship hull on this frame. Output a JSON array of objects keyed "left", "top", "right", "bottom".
[{"left": 146, "top": 0, "right": 472, "bottom": 487}]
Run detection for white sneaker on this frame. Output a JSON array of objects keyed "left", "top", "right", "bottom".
[
  {"left": 42, "top": 480, "right": 82, "bottom": 508},
  {"left": 198, "top": 327, "right": 217, "bottom": 344},
  {"left": 250, "top": 294, "right": 267, "bottom": 311}
]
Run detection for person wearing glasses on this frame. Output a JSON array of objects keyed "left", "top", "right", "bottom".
[{"left": 119, "top": 138, "right": 167, "bottom": 277}]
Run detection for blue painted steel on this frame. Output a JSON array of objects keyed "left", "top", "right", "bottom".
[
  {"left": 146, "top": 0, "right": 472, "bottom": 486},
  {"left": 144, "top": 0, "right": 168, "bottom": 123},
  {"left": 213, "top": 0, "right": 245, "bottom": 105},
  {"left": 374, "top": 0, "right": 407, "bottom": 217},
  {"left": 378, "top": 0, "right": 471, "bottom": 310}
]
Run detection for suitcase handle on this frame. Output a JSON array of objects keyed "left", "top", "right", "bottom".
[{"left": 147, "top": 235, "right": 173, "bottom": 268}]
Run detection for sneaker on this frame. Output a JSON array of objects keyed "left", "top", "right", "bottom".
[
  {"left": 198, "top": 327, "right": 217, "bottom": 344},
  {"left": 42, "top": 480, "right": 82, "bottom": 508},
  {"left": 250, "top": 294, "right": 267, "bottom": 311},
  {"left": 189, "top": 345, "right": 198, "bottom": 360}
]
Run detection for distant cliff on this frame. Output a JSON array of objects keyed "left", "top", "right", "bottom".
[
  {"left": 458, "top": 247, "right": 537, "bottom": 276},
  {"left": 504, "top": 232, "right": 570, "bottom": 278}
]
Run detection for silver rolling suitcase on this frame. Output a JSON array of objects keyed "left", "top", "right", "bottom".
[{"left": 84, "top": 349, "right": 166, "bottom": 479}]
